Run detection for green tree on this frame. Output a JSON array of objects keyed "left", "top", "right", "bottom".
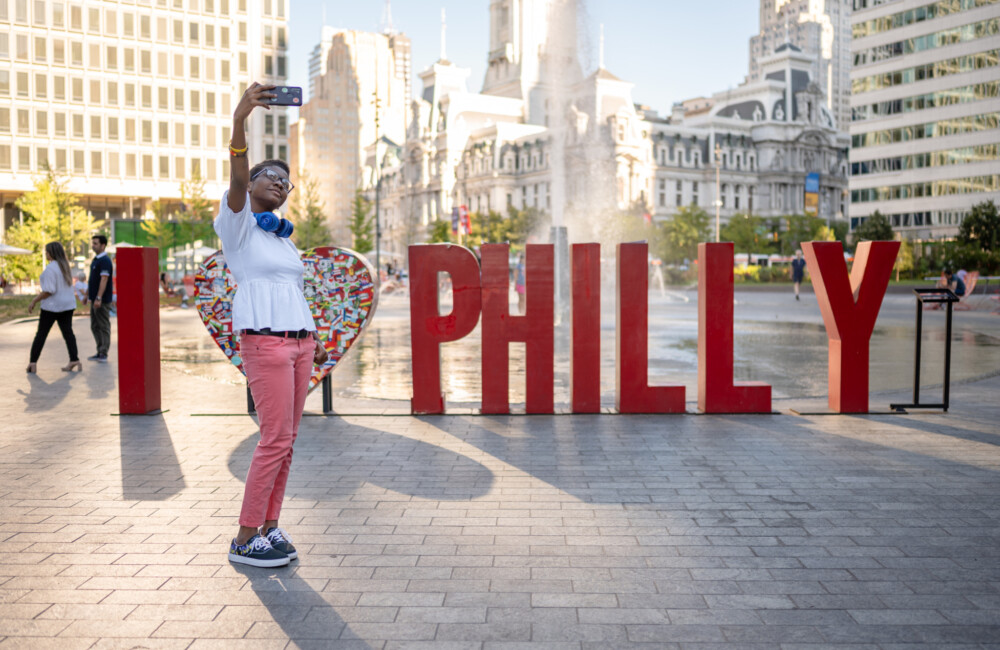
[
  {"left": 958, "top": 200, "right": 1000, "bottom": 251},
  {"left": 140, "top": 200, "right": 176, "bottom": 268},
  {"left": 179, "top": 171, "right": 215, "bottom": 247},
  {"left": 894, "top": 237, "right": 914, "bottom": 281},
  {"left": 721, "top": 213, "right": 772, "bottom": 260},
  {"left": 506, "top": 206, "right": 546, "bottom": 252},
  {"left": 659, "top": 205, "right": 711, "bottom": 264},
  {"left": 5, "top": 165, "right": 103, "bottom": 280},
  {"left": 854, "top": 210, "right": 894, "bottom": 242},
  {"left": 780, "top": 214, "right": 827, "bottom": 253},
  {"left": 290, "top": 173, "right": 330, "bottom": 250},
  {"left": 467, "top": 210, "right": 508, "bottom": 246},
  {"left": 348, "top": 190, "right": 374, "bottom": 254},
  {"left": 427, "top": 219, "right": 453, "bottom": 244}
]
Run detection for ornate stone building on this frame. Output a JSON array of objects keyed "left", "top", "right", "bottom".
[{"left": 364, "top": 0, "right": 849, "bottom": 261}]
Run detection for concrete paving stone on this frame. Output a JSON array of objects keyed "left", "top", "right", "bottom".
[
  {"left": 0, "top": 638, "right": 97, "bottom": 650},
  {"left": 186, "top": 641, "right": 287, "bottom": 650},
  {"left": 356, "top": 592, "right": 446, "bottom": 607},
  {"left": 435, "top": 622, "right": 531, "bottom": 642},
  {"left": 0, "top": 619, "right": 73, "bottom": 637},
  {"left": 938, "top": 609, "right": 1000, "bottom": 625},
  {"left": 339, "top": 622, "right": 439, "bottom": 641},
  {"left": 56, "top": 618, "right": 163, "bottom": 638},
  {"left": 532, "top": 622, "right": 628, "bottom": 642},
  {"left": 36, "top": 602, "right": 138, "bottom": 620},
  {"left": 576, "top": 608, "right": 669, "bottom": 625},
  {"left": 386, "top": 643, "right": 480, "bottom": 650},
  {"left": 626, "top": 624, "right": 726, "bottom": 643},
  {"left": 87, "top": 638, "right": 195, "bottom": 649},
  {"left": 395, "top": 606, "right": 486, "bottom": 624}
]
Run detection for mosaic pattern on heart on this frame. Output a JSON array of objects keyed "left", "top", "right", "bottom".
[{"left": 194, "top": 247, "right": 378, "bottom": 390}]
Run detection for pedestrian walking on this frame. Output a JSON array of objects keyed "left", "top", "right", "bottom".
[
  {"left": 514, "top": 253, "right": 526, "bottom": 314},
  {"left": 218, "top": 82, "right": 329, "bottom": 568},
  {"left": 791, "top": 249, "right": 807, "bottom": 301},
  {"left": 26, "top": 242, "right": 81, "bottom": 373},
  {"left": 87, "top": 235, "right": 113, "bottom": 362},
  {"left": 73, "top": 272, "right": 88, "bottom": 305}
]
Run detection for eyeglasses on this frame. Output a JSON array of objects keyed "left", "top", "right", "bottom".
[{"left": 251, "top": 168, "right": 294, "bottom": 193}]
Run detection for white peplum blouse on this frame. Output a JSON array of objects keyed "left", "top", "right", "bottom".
[{"left": 213, "top": 191, "right": 315, "bottom": 333}]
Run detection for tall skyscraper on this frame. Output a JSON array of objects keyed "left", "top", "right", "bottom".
[
  {"left": 307, "top": 25, "right": 341, "bottom": 101},
  {"left": 295, "top": 28, "right": 410, "bottom": 244},
  {"left": 749, "top": 0, "right": 851, "bottom": 129},
  {"left": 849, "top": 0, "right": 1000, "bottom": 238},
  {"left": 0, "top": 0, "right": 290, "bottom": 241}
]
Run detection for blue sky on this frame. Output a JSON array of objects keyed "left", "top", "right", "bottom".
[{"left": 286, "top": 1, "right": 761, "bottom": 115}]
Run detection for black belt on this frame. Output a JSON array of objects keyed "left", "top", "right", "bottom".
[{"left": 241, "top": 328, "right": 313, "bottom": 339}]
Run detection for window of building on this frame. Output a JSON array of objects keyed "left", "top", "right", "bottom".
[
  {"left": 105, "top": 9, "right": 116, "bottom": 34},
  {"left": 16, "top": 109, "right": 28, "bottom": 134},
  {"left": 108, "top": 117, "right": 118, "bottom": 140},
  {"left": 90, "top": 115, "right": 101, "bottom": 139},
  {"left": 675, "top": 180, "right": 682, "bottom": 206},
  {"left": 124, "top": 118, "right": 134, "bottom": 141},
  {"left": 278, "top": 115, "right": 287, "bottom": 136},
  {"left": 142, "top": 154, "right": 152, "bottom": 178},
  {"left": 0, "top": 145, "right": 9, "bottom": 170},
  {"left": 156, "top": 121, "right": 167, "bottom": 144},
  {"left": 14, "top": 0, "right": 27, "bottom": 23},
  {"left": 108, "top": 152, "right": 118, "bottom": 176},
  {"left": 124, "top": 12, "right": 134, "bottom": 36},
  {"left": 205, "top": 91, "right": 215, "bottom": 114},
  {"left": 53, "top": 39, "right": 64, "bottom": 64},
  {"left": 53, "top": 2, "right": 64, "bottom": 27},
  {"left": 239, "top": 52, "right": 247, "bottom": 73},
  {"left": 0, "top": 33, "right": 8, "bottom": 58},
  {"left": 126, "top": 153, "right": 136, "bottom": 177},
  {"left": 88, "top": 7, "right": 99, "bottom": 33},
  {"left": 205, "top": 24, "right": 214, "bottom": 47},
  {"left": 141, "top": 84, "right": 151, "bottom": 108},
  {"left": 72, "top": 113, "right": 83, "bottom": 138},
  {"left": 264, "top": 0, "right": 271, "bottom": 15},
  {"left": 0, "top": 109, "right": 8, "bottom": 133},
  {"left": 221, "top": 60, "right": 230, "bottom": 82},
  {"left": 278, "top": 27, "right": 286, "bottom": 48},
  {"left": 33, "top": 36, "right": 45, "bottom": 62},
  {"left": 123, "top": 48, "right": 134, "bottom": 71},
  {"left": 71, "top": 41, "right": 82, "bottom": 66},
  {"left": 140, "top": 49, "right": 151, "bottom": 73},
  {"left": 88, "top": 42, "right": 99, "bottom": 68},
  {"left": 189, "top": 56, "right": 199, "bottom": 78},
  {"left": 174, "top": 88, "right": 184, "bottom": 110},
  {"left": 0, "top": 71, "right": 7, "bottom": 96},
  {"left": 15, "top": 34, "right": 27, "bottom": 61},
  {"left": 221, "top": 26, "right": 229, "bottom": 48},
  {"left": 70, "top": 77, "right": 82, "bottom": 102},
  {"left": 19, "top": 146, "right": 31, "bottom": 171},
  {"left": 159, "top": 155, "right": 169, "bottom": 179},
  {"left": 90, "top": 151, "right": 101, "bottom": 175},
  {"left": 15, "top": 71, "right": 27, "bottom": 97},
  {"left": 153, "top": 16, "right": 163, "bottom": 41},
  {"left": 277, "top": 56, "right": 285, "bottom": 77},
  {"left": 36, "top": 110, "right": 46, "bottom": 135},
  {"left": 32, "top": 0, "right": 44, "bottom": 24},
  {"left": 34, "top": 72, "right": 45, "bottom": 98},
  {"left": 190, "top": 124, "right": 200, "bottom": 146},
  {"left": 72, "top": 150, "right": 84, "bottom": 174},
  {"left": 89, "top": 79, "right": 100, "bottom": 104},
  {"left": 239, "top": 21, "right": 246, "bottom": 42},
  {"left": 264, "top": 55, "right": 273, "bottom": 76},
  {"left": 735, "top": 184, "right": 742, "bottom": 210},
  {"left": 175, "top": 157, "right": 184, "bottom": 179},
  {"left": 190, "top": 90, "right": 199, "bottom": 112},
  {"left": 54, "top": 112, "right": 65, "bottom": 136},
  {"left": 264, "top": 25, "right": 272, "bottom": 46},
  {"left": 265, "top": 144, "right": 274, "bottom": 159},
  {"left": 69, "top": 4, "right": 81, "bottom": 30},
  {"left": 54, "top": 148, "right": 66, "bottom": 171},
  {"left": 692, "top": 181, "right": 699, "bottom": 205},
  {"left": 141, "top": 120, "right": 151, "bottom": 143}
]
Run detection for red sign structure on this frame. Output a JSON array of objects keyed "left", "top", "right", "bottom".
[
  {"left": 802, "top": 240, "right": 900, "bottom": 413},
  {"left": 408, "top": 244, "right": 482, "bottom": 414},
  {"left": 571, "top": 244, "right": 601, "bottom": 413},
  {"left": 116, "top": 247, "right": 161, "bottom": 414},
  {"left": 616, "top": 243, "right": 686, "bottom": 413},
  {"left": 698, "top": 243, "right": 772, "bottom": 413},
  {"left": 481, "top": 244, "right": 554, "bottom": 414},
  {"left": 408, "top": 241, "right": 899, "bottom": 415}
]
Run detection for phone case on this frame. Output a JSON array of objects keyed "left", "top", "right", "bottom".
[{"left": 269, "top": 86, "right": 302, "bottom": 106}]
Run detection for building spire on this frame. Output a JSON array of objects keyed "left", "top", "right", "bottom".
[
  {"left": 381, "top": 0, "right": 394, "bottom": 35},
  {"left": 440, "top": 7, "right": 447, "bottom": 62},
  {"left": 599, "top": 23, "right": 605, "bottom": 69}
]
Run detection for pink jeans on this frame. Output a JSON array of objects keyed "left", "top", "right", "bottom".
[{"left": 239, "top": 335, "right": 314, "bottom": 528}]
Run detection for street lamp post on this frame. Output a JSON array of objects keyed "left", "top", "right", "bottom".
[{"left": 714, "top": 142, "right": 722, "bottom": 243}]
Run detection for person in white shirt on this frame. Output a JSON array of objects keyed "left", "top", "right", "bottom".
[
  {"left": 73, "top": 272, "right": 88, "bottom": 305},
  {"left": 27, "top": 242, "right": 81, "bottom": 373},
  {"left": 217, "top": 82, "right": 329, "bottom": 568}
]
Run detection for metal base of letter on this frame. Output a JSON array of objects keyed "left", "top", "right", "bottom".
[{"left": 116, "top": 247, "right": 162, "bottom": 414}]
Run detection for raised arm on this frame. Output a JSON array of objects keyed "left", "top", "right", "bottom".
[{"left": 227, "top": 82, "right": 276, "bottom": 213}]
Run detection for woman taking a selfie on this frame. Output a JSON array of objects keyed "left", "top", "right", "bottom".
[
  {"left": 215, "top": 82, "right": 328, "bottom": 567},
  {"left": 27, "top": 241, "right": 81, "bottom": 373}
]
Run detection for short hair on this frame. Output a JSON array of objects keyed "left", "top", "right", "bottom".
[
  {"left": 92, "top": 234, "right": 108, "bottom": 245},
  {"left": 250, "top": 159, "right": 290, "bottom": 179}
]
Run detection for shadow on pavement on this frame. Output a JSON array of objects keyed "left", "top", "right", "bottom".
[
  {"left": 232, "top": 563, "right": 369, "bottom": 648},
  {"left": 84, "top": 358, "right": 115, "bottom": 400},
  {"left": 119, "top": 413, "right": 186, "bottom": 501},
  {"left": 18, "top": 371, "right": 78, "bottom": 412},
  {"left": 226, "top": 416, "right": 495, "bottom": 501}
]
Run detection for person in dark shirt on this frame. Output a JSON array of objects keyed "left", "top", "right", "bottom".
[
  {"left": 87, "top": 235, "right": 114, "bottom": 362},
  {"left": 943, "top": 269, "right": 966, "bottom": 297},
  {"left": 791, "top": 250, "right": 807, "bottom": 301}
]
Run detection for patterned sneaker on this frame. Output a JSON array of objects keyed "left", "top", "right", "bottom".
[
  {"left": 228, "top": 533, "right": 289, "bottom": 568},
  {"left": 265, "top": 527, "right": 298, "bottom": 561}
]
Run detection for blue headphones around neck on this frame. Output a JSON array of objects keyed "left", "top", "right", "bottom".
[{"left": 253, "top": 211, "right": 294, "bottom": 238}]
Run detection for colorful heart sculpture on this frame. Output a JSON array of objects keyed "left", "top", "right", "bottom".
[{"left": 193, "top": 246, "right": 378, "bottom": 391}]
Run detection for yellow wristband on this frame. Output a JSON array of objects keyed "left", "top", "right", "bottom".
[{"left": 228, "top": 141, "right": 248, "bottom": 154}]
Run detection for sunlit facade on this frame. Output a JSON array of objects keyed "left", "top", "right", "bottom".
[
  {"left": 0, "top": 0, "right": 289, "bottom": 242},
  {"left": 849, "top": 0, "right": 1000, "bottom": 237}
]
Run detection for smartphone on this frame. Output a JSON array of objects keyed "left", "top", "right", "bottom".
[{"left": 268, "top": 86, "right": 302, "bottom": 107}]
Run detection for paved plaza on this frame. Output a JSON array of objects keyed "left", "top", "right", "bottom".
[{"left": 1, "top": 291, "right": 1000, "bottom": 648}]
